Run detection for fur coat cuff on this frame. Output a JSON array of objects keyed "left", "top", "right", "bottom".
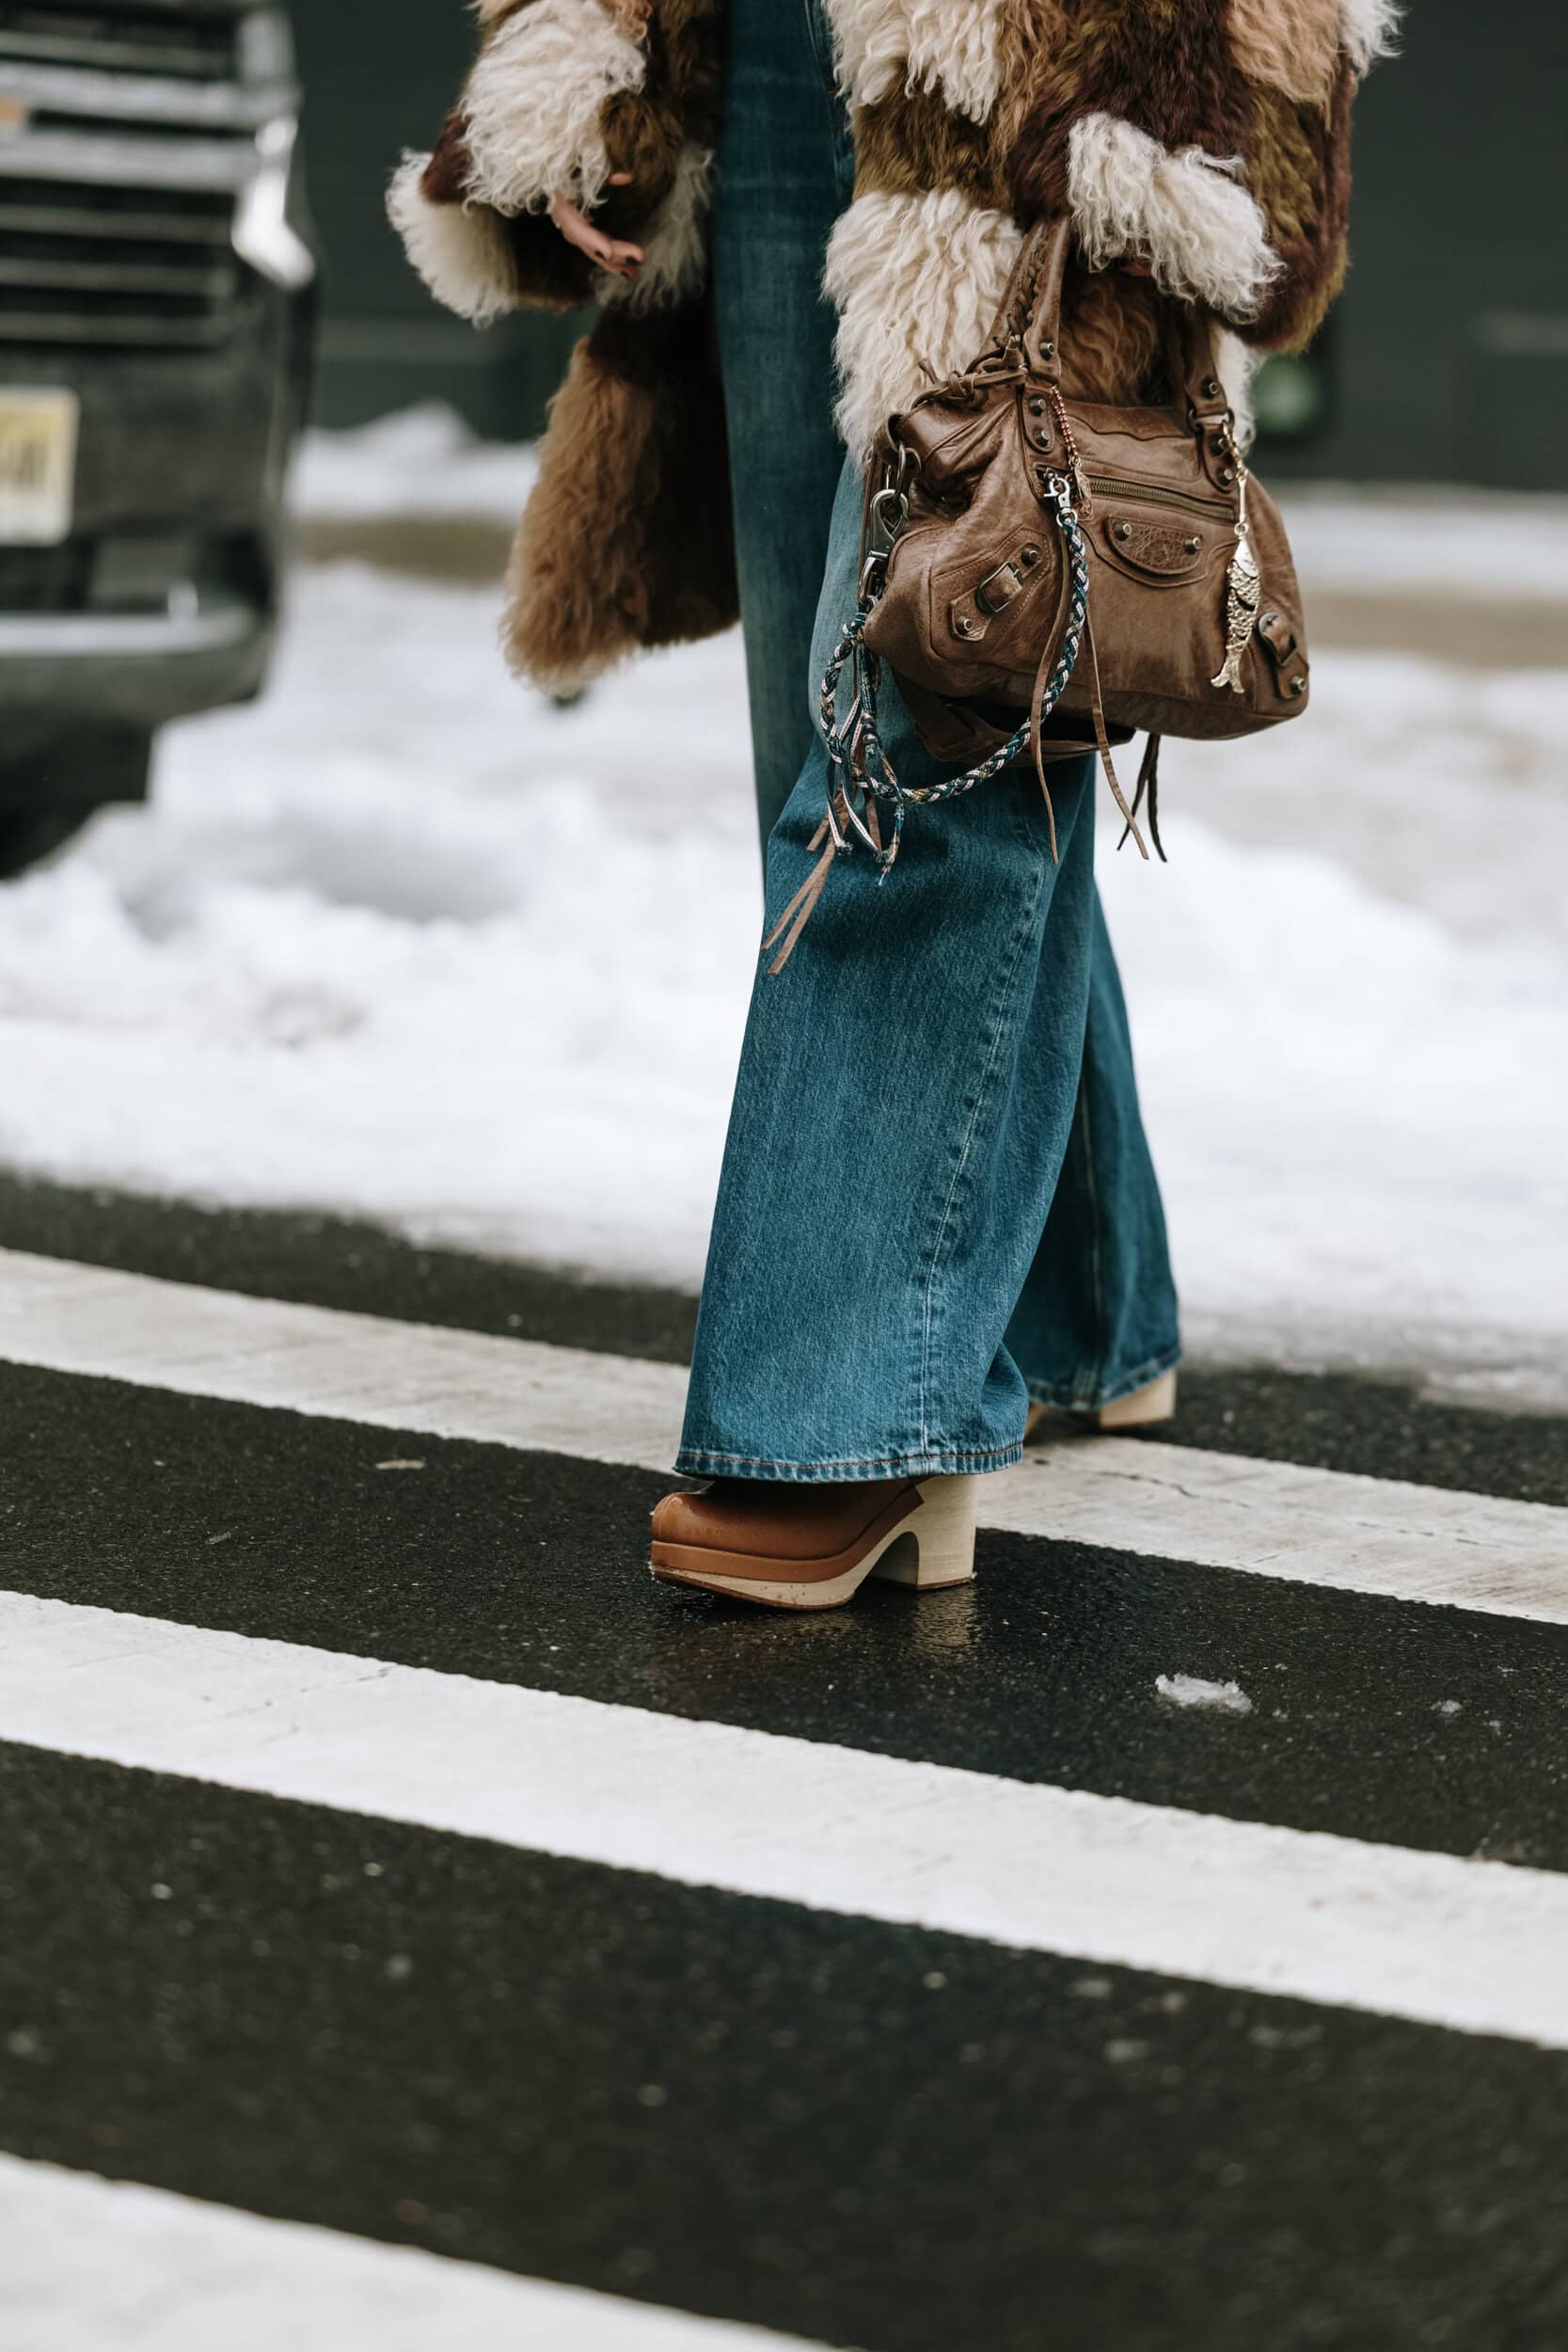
[{"left": 388, "top": 0, "right": 719, "bottom": 322}]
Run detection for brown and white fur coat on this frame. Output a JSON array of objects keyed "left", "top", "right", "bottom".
[{"left": 390, "top": 0, "right": 1394, "bottom": 692}]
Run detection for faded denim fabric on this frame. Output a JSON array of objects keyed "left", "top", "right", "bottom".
[
  {"left": 712, "top": 0, "right": 854, "bottom": 846},
  {"left": 688, "top": 0, "right": 1180, "bottom": 1481}
]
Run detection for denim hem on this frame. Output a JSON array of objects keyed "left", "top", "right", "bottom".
[
  {"left": 672, "top": 1440, "right": 1025, "bottom": 1485},
  {"left": 1023, "top": 1337, "right": 1183, "bottom": 1418}
]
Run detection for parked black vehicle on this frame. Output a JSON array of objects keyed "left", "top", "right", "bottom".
[{"left": 0, "top": 0, "right": 315, "bottom": 874}]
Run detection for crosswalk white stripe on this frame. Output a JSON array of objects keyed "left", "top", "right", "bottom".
[
  {"left": 8, "top": 1589, "right": 1568, "bottom": 2051},
  {"left": 0, "top": 2154, "right": 832, "bottom": 2352},
  {"left": 2, "top": 1248, "right": 1563, "bottom": 1625}
]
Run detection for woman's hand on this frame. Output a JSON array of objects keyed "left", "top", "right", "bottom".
[{"left": 547, "top": 171, "right": 644, "bottom": 280}]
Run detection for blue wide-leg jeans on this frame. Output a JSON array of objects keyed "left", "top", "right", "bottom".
[{"left": 681, "top": 0, "right": 1180, "bottom": 1483}]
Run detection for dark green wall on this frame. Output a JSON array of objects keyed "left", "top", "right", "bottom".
[
  {"left": 1269, "top": 0, "right": 1567, "bottom": 486},
  {"left": 296, "top": 2, "right": 1566, "bottom": 485},
  {"left": 293, "top": 0, "right": 583, "bottom": 438}
]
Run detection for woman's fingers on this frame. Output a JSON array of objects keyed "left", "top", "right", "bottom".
[{"left": 547, "top": 189, "right": 645, "bottom": 279}]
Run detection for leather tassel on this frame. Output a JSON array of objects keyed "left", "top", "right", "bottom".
[
  {"left": 1143, "top": 734, "right": 1166, "bottom": 864},
  {"left": 1119, "top": 733, "right": 1167, "bottom": 863},
  {"left": 1028, "top": 635, "right": 1061, "bottom": 865},
  {"left": 761, "top": 816, "right": 838, "bottom": 976},
  {"left": 1084, "top": 612, "right": 1148, "bottom": 861}
]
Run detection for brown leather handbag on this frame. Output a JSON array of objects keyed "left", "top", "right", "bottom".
[{"left": 766, "top": 218, "right": 1310, "bottom": 965}]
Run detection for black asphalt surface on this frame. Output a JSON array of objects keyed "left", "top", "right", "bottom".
[
  {"left": 7, "top": 1360, "right": 1568, "bottom": 1870},
  {"left": 5, "top": 1740, "right": 1568, "bottom": 2352},
  {"left": 0, "top": 1173, "right": 702, "bottom": 1365},
  {"left": 5, "top": 1195, "right": 1568, "bottom": 2346},
  {"left": 0, "top": 1171, "right": 1562, "bottom": 1502}
]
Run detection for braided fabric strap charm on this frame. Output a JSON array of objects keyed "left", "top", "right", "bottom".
[{"left": 765, "top": 471, "right": 1089, "bottom": 973}]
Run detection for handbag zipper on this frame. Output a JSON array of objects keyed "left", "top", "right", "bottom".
[{"left": 1083, "top": 473, "right": 1232, "bottom": 518}]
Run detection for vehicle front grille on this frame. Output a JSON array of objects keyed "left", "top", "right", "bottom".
[
  {"left": 0, "top": 6, "right": 241, "bottom": 86},
  {"left": 0, "top": 1, "right": 292, "bottom": 352},
  {"left": 0, "top": 541, "right": 94, "bottom": 612},
  {"left": 0, "top": 173, "right": 243, "bottom": 349}
]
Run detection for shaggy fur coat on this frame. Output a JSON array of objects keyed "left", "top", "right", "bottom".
[{"left": 390, "top": 0, "right": 1394, "bottom": 691}]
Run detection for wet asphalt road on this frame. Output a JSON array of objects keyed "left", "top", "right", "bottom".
[
  {"left": 2, "top": 1174, "right": 1567, "bottom": 2350},
  {"left": 0, "top": 1171, "right": 1560, "bottom": 1503}
]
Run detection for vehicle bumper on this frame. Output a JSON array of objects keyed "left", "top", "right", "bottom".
[{"left": 0, "top": 594, "right": 272, "bottom": 741}]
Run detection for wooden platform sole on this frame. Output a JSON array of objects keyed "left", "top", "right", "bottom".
[{"left": 651, "top": 1475, "right": 979, "bottom": 1612}]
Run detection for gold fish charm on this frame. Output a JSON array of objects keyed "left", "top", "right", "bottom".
[{"left": 1211, "top": 470, "right": 1261, "bottom": 694}]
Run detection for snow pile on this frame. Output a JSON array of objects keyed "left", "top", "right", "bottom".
[
  {"left": 1280, "top": 481, "right": 1568, "bottom": 607},
  {"left": 0, "top": 411, "right": 1564, "bottom": 1403},
  {"left": 292, "top": 402, "right": 537, "bottom": 523},
  {"left": 1155, "top": 1677, "right": 1255, "bottom": 1716},
  {"left": 0, "top": 562, "right": 756, "bottom": 1279},
  {"left": 1102, "top": 680, "right": 1568, "bottom": 1400}
]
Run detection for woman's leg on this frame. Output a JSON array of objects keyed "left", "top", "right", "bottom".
[
  {"left": 697, "top": 4, "right": 1180, "bottom": 1483},
  {"left": 712, "top": 0, "right": 855, "bottom": 851},
  {"left": 677, "top": 460, "right": 1180, "bottom": 1481},
  {"left": 1006, "top": 902, "right": 1181, "bottom": 1412}
]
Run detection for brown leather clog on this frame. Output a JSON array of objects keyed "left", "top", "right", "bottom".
[{"left": 651, "top": 1474, "right": 979, "bottom": 1612}]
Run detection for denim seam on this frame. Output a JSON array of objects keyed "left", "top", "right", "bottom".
[
  {"left": 802, "top": 0, "right": 854, "bottom": 192},
  {"left": 1075, "top": 1079, "right": 1108, "bottom": 1398},
  {"left": 918, "top": 812, "right": 1048, "bottom": 1454}
]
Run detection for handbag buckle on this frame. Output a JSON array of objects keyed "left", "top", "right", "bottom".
[{"left": 974, "top": 561, "right": 1025, "bottom": 617}]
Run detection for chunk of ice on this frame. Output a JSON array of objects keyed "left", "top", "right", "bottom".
[{"left": 1155, "top": 1675, "right": 1254, "bottom": 1716}]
